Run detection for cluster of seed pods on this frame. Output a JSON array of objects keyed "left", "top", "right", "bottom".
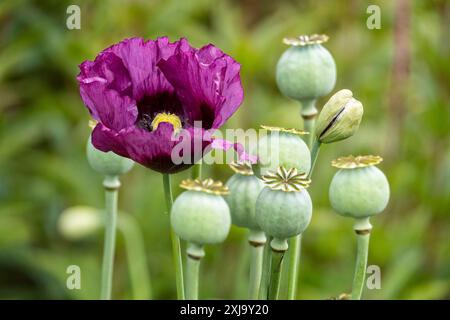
[{"left": 167, "top": 34, "right": 390, "bottom": 300}]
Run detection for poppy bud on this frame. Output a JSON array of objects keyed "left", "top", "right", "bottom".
[
  {"left": 86, "top": 134, "right": 134, "bottom": 177},
  {"left": 253, "top": 126, "right": 311, "bottom": 178},
  {"left": 225, "top": 162, "right": 265, "bottom": 230},
  {"left": 255, "top": 167, "right": 312, "bottom": 248},
  {"left": 171, "top": 179, "right": 231, "bottom": 245},
  {"left": 315, "top": 89, "right": 363, "bottom": 144},
  {"left": 329, "top": 155, "right": 390, "bottom": 220},
  {"left": 276, "top": 34, "right": 336, "bottom": 117}
]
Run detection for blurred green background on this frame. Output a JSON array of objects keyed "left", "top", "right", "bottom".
[{"left": 0, "top": 0, "right": 449, "bottom": 299}]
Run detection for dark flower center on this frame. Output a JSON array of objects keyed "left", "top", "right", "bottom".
[
  {"left": 135, "top": 91, "right": 216, "bottom": 131},
  {"left": 136, "top": 92, "right": 185, "bottom": 131}
]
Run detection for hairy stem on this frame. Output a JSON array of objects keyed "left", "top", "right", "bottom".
[{"left": 163, "top": 174, "right": 185, "bottom": 300}]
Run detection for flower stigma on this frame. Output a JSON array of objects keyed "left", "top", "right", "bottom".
[{"left": 151, "top": 112, "right": 182, "bottom": 133}]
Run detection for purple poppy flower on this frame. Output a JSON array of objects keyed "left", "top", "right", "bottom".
[{"left": 77, "top": 37, "right": 253, "bottom": 174}]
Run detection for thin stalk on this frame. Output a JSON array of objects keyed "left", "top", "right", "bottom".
[
  {"left": 258, "top": 236, "right": 272, "bottom": 299},
  {"left": 162, "top": 174, "right": 185, "bottom": 300},
  {"left": 100, "top": 176, "right": 120, "bottom": 300},
  {"left": 248, "top": 230, "right": 266, "bottom": 300},
  {"left": 191, "top": 163, "right": 202, "bottom": 180},
  {"left": 352, "top": 231, "right": 371, "bottom": 300},
  {"left": 286, "top": 235, "right": 301, "bottom": 299},
  {"left": 268, "top": 249, "right": 285, "bottom": 300},
  {"left": 301, "top": 99, "right": 318, "bottom": 148},
  {"left": 118, "top": 214, "right": 152, "bottom": 299},
  {"left": 284, "top": 100, "right": 318, "bottom": 300},
  {"left": 308, "top": 139, "right": 321, "bottom": 179},
  {"left": 185, "top": 243, "right": 204, "bottom": 300}
]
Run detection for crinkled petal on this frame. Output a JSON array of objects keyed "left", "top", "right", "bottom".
[
  {"left": 93, "top": 122, "right": 211, "bottom": 174},
  {"left": 158, "top": 42, "right": 243, "bottom": 129},
  {"left": 80, "top": 84, "right": 137, "bottom": 130},
  {"left": 91, "top": 123, "right": 130, "bottom": 158},
  {"left": 107, "top": 37, "right": 179, "bottom": 100}
]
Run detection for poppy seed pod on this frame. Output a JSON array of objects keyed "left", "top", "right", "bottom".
[
  {"left": 58, "top": 206, "right": 102, "bottom": 240},
  {"left": 329, "top": 156, "right": 390, "bottom": 219},
  {"left": 256, "top": 167, "right": 312, "bottom": 247},
  {"left": 225, "top": 162, "right": 265, "bottom": 230},
  {"left": 276, "top": 35, "right": 336, "bottom": 116},
  {"left": 171, "top": 179, "right": 231, "bottom": 245},
  {"left": 315, "top": 89, "right": 363, "bottom": 144},
  {"left": 86, "top": 134, "right": 134, "bottom": 176},
  {"left": 253, "top": 126, "right": 311, "bottom": 178}
]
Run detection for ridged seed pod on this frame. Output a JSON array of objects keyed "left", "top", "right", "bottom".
[
  {"left": 253, "top": 126, "right": 311, "bottom": 178},
  {"left": 225, "top": 162, "right": 265, "bottom": 230},
  {"left": 171, "top": 179, "right": 231, "bottom": 245},
  {"left": 329, "top": 155, "right": 390, "bottom": 219},
  {"left": 276, "top": 34, "right": 336, "bottom": 116},
  {"left": 256, "top": 167, "right": 312, "bottom": 247}
]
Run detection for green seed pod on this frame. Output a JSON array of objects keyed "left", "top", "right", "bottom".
[
  {"left": 86, "top": 135, "right": 134, "bottom": 176},
  {"left": 256, "top": 167, "right": 312, "bottom": 244},
  {"left": 329, "top": 155, "right": 390, "bottom": 219},
  {"left": 58, "top": 206, "right": 102, "bottom": 240},
  {"left": 315, "top": 89, "right": 363, "bottom": 144},
  {"left": 253, "top": 126, "right": 311, "bottom": 178},
  {"left": 225, "top": 163, "right": 265, "bottom": 230},
  {"left": 276, "top": 34, "right": 336, "bottom": 116},
  {"left": 171, "top": 179, "right": 231, "bottom": 245}
]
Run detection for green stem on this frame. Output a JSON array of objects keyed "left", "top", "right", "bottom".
[
  {"left": 118, "top": 214, "right": 152, "bottom": 300},
  {"left": 100, "top": 176, "right": 120, "bottom": 300},
  {"left": 162, "top": 174, "right": 185, "bottom": 300},
  {"left": 186, "top": 243, "right": 204, "bottom": 300},
  {"left": 286, "top": 235, "right": 301, "bottom": 299},
  {"left": 284, "top": 100, "right": 318, "bottom": 301},
  {"left": 258, "top": 236, "right": 272, "bottom": 299},
  {"left": 308, "top": 139, "right": 321, "bottom": 179},
  {"left": 268, "top": 238, "right": 288, "bottom": 300},
  {"left": 351, "top": 218, "right": 372, "bottom": 300},
  {"left": 191, "top": 163, "right": 202, "bottom": 180},
  {"left": 300, "top": 99, "right": 318, "bottom": 148},
  {"left": 248, "top": 230, "right": 266, "bottom": 300},
  {"left": 268, "top": 250, "right": 285, "bottom": 300}
]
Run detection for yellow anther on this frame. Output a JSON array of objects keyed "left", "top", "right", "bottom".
[{"left": 151, "top": 112, "right": 182, "bottom": 133}]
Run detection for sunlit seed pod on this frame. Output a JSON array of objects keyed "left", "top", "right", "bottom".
[
  {"left": 315, "top": 89, "right": 364, "bottom": 144},
  {"left": 58, "top": 206, "right": 102, "bottom": 240},
  {"left": 329, "top": 155, "right": 390, "bottom": 219},
  {"left": 225, "top": 162, "right": 265, "bottom": 230},
  {"left": 252, "top": 126, "right": 311, "bottom": 178},
  {"left": 171, "top": 179, "right": 231, "bottom": 245},
  {"left": 255, "top": 167, "right": 313, "bottom": 240},
  {"left": 86, "top": 135, "right": 134, "bottom": 176},
  {"left": 276, "top": 34, "right": 336, "bottom": 105}
]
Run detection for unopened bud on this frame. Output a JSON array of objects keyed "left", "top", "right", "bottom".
[{"left": 315, "top": 89, "right": 363, "bottom": 144}]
